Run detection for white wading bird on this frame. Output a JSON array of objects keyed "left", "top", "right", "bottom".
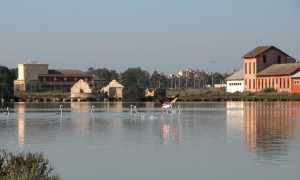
[
  {"left": 3, "top": 107, "right": 9, "bottom": 115},
  {"left": 55, "top": 105, "right": 63, "bottom": 115}
]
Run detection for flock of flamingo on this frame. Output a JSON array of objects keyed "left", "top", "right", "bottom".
[{"left": 2, "top": 96, "right": 180, "bottom": 117}]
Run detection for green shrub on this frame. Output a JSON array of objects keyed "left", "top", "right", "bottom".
[
  {"left": 0, "top": 149, "right": 59, "bottom": 180},
  {"left": 260, "top": 88, "right": 276, "bottom": 93}
]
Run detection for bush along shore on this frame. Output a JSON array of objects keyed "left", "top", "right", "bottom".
[
  {"left": 166, "top": 88, "right": 300, "bottom": 102},
  {"left": 0, "top": 149, "right": 59, "bottom": 180},
  {"left": 6, "top": 88, "right": 300, "bottom": 102}
]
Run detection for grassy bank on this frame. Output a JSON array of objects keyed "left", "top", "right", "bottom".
[{"left": 166, "top": 88, "right": 300, "bottom": 101}]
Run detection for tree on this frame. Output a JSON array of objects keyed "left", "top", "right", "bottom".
[
  {"left": 150, "top": 71, "right": 160, "bottom": 88},
  {"left": 119, "top": 67, "right": 150, "bottom": 88},
  {"left": 88, "top": 68, "right": 119, "bottom": 81},
  {"left": 0, "top": 66, "right": 14, "bottom": 99}
]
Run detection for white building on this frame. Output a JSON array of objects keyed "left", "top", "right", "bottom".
[{"left": 225, "top": 69, "right": 244, "bottom": 93}]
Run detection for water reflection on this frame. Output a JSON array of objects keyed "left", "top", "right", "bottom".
[{"left": 243, "top": 102, "right": 300, "bottom": 163}]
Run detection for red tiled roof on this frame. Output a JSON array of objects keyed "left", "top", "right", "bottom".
[
  {"left": 257, "top": 63, "right": 300, "bottom": 76},
  {"left": 243, "top": 46, "right": 289, "bottom": 58}
]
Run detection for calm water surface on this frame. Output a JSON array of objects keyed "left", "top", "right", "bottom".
[{"left": 1, "top": 101, "right": 300, "bottom": 180}]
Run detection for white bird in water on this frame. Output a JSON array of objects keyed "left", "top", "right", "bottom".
[
  {"left": 130, "top": 105, "right": 138, "bottom": 113},
  {"left": 55, "top": 105, "right": 63, "bottom": 115},
  {"left": 91, "top": 105, "right": 96, "bottom": 113},
  {"left": 3, "top": 107, "right": 9, "bottom": 115}
]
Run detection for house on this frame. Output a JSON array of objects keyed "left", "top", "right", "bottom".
[
  {"left": 70, "top": 79, "right": 106, "bottom": 100},
  {"left": 256, "top": 63, "right": 300, "bottom": 92},
  {"left": 178, "top": 69, "right": 203, "bottom": 78},
  {"left": 243, "top": 46, "right": 291, "bottom": 92},
  {"left": 101, "top": 79, "right": 124, "bottom": 99},
  {"left": 14, "top": 61, "right": 93, "bottom": 92},
  {"left": 225, "top": 69, "right": 244, "bottom": 93}
]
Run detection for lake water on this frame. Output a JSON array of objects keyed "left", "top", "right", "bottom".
[{"left": 1, "top": 101, "right": 300, "bottom": 180}]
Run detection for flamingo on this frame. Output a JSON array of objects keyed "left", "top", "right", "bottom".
[
  {"left": 55, "top": 105, "right": 63, "bottom": 115},
  {"left": 91, "top": 105, "right": 96, "bottom": 113},
  {"left": 130, "top": 105, "right": 138, "bottom": 113},
  {"left": 158, "top": 95, "right": 179, "bottom": 112},
  {"left": 3, "top": 107, "right": 9, "bottom": 115}
]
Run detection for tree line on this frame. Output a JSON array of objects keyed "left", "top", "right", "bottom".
[
  {"left": 88, "top": 66, "right": 227, "bottom": 90},
  {"left": 0, "top": 65, "right": 227, "bottom": 98}
]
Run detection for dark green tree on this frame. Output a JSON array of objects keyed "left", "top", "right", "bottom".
[
  {"left": 88, "top": 67, "right": 119, "bottom": 81},
  {"left": 119, "top": 67, "right": 150, "bottom": 88},
  {"left": 0, "top": 66, "right": 15, "bottom": 99}
]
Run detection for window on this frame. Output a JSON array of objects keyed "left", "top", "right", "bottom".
[
  {"left": 277, "top": 55, "right": 281, "bottom": 64},
  {"left": 249, "top": 79, "right": 251, "bottom": 89},
  {"left": 253, "top": 62, "right": 256, "bottom": 74},
  {"left": 287, "top": 78, "right": 289, "bottom": 88},
  {"left": 245, "top": 63, "right": 247, "bottom": 74},
  {"left": 245, "top": 79, "right": 247, "bottom": 85},
  {"left": 253, "top": 79, "right": 255, "bottom": 89},
  {"left": 263, "top": 55, "right": 267, "bottom": 63},
  {"left": 249, "top": 63, "right": 251, "bottom": 74},
  {"left": 258, "top": 79, "right": 260, "bottom": 89},
  {"left": 295, "top": 80, "right": 300, "bottom": 85}
]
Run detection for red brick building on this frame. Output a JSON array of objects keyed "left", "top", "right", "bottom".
[{"left": 243, "top": 46, "right": 300, "bottom": 92}]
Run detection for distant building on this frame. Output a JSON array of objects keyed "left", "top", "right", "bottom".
[
  {"left": 178, "top": 69, "right": 203, "bottom": 78},
  {"left": 14, "top": 61, "right": 93, "bottom": 92}
]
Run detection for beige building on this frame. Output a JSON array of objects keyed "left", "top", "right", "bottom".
[
  {"left": 101, "top": 79, "right": 124, "bottom": 99},
  {"left": 14, "top": 60, "right": 93, "bottom": 92},
  {"left": 14, "top": 61, "right": 48, "bottom": 91}
]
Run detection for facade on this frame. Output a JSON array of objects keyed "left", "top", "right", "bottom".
[
  {"left": 14, "top": 61, "right": 93, "bottom": 92},
  {"left": 255, "top": 63, "right": 300, "bottom": 92},
  {"left": 14, "top": 61, "right": 48, "bottom": 91},
  {"left": 101, "top": 79, "right": 124, "bottom": 99},
  {"left": 243, "top": 46, "right": 290, "bottom": 92},
  {"left": 290, "top": 72, "right": 300, "bottom": 92},
  {"left": 225, "top": 69, "right": 244, "bottom": 93},
  {"left": 38, "top": 70, "right": 92, "bottom": 92}
]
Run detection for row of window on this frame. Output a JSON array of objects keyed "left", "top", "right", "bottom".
[
  {"left": 245, "top": 77, "right": 290, "bottom": 90},
  {"left": 244, "top": 62, "right": 256, "bottom": 74},
  {"left": 41, "top": 77, "right": 88, "bottom": 82},
  {"left": 244, "top": 55, "right": 282, "bottom": 75},
  {"left": 229, "top": 83, "right": 242, "bottom": 86}
]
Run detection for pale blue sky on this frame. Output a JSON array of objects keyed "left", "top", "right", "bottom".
[{"left": 1, "top": 0, "right": 299, "bottom": 74}]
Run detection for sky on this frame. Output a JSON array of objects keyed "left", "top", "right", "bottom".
[{"left": 0, "top": 0, "right": 299, "bottom": 75}]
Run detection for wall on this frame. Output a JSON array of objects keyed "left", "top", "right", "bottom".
[{"left": 226, "top": 80, "right": 244, "bottom": 93}]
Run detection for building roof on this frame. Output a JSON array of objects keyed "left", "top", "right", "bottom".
[
  {"left": 290, "top": 71, "right": 300, "bottom": 78},
  {"left": 257, "top": 63, "right": 300, "bottom": 76},
  {"left": 48, "top": 69, "right": 88, "bottom": 75},
  {"left": 243, "top": 46, "right": 289, "bottom": 58},
  {"left": 22, "top": 60, "right": 46, "bottom": 65},
  {"left": 225, "top": 69, "right": 244, "bottom": 81}
]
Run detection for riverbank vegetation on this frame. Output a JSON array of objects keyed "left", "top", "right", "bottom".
[
  {"left": 167, "top": 88, "right": 300, "bottom": 101},
  {"left": 0, "top": 149, "right": 59, "bottom": 179}
]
